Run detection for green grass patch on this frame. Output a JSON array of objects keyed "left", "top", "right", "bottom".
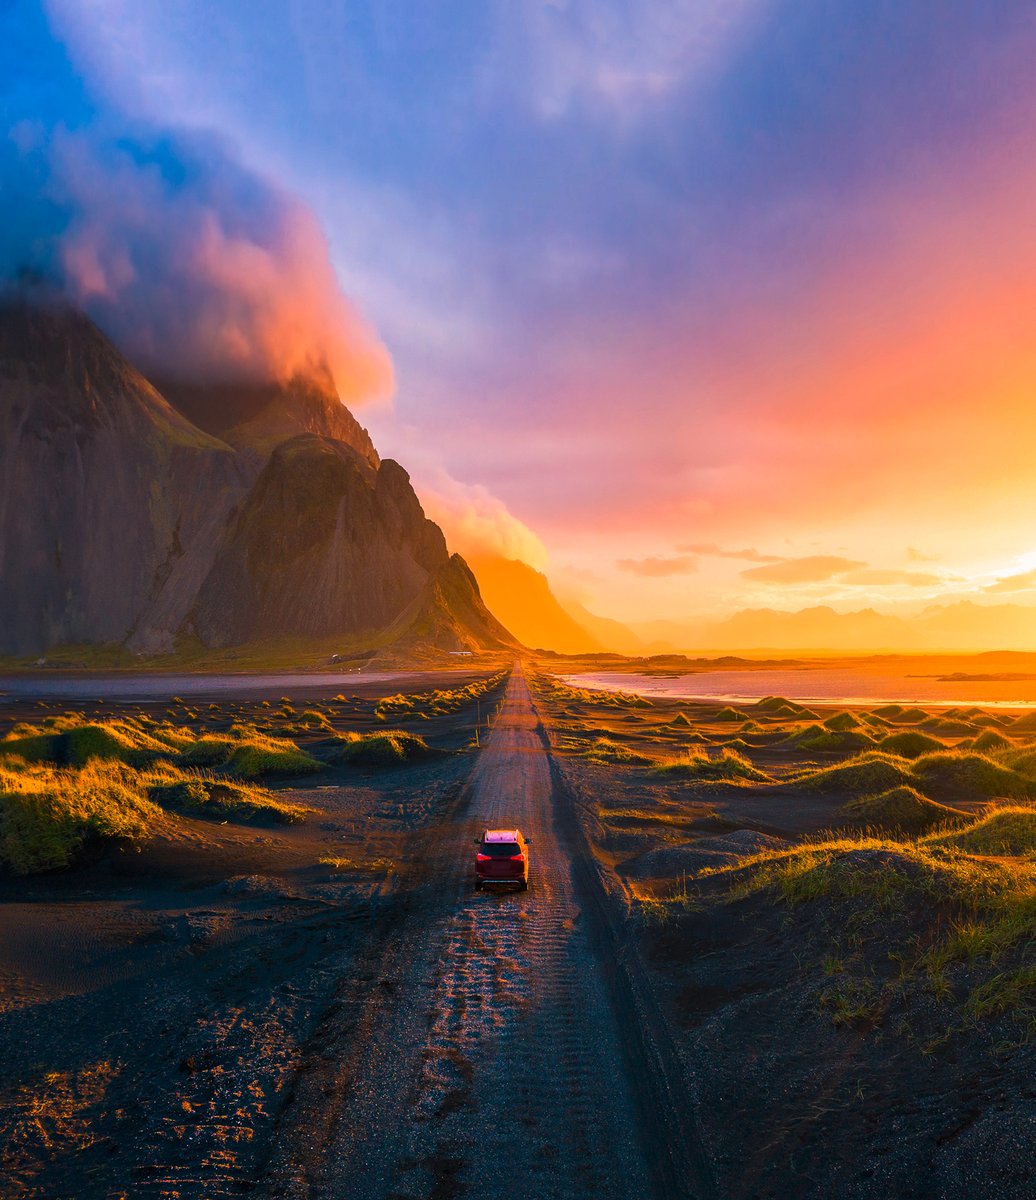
[
  {"left": 842, "top": 786, "right": 967, "bottom": 835},
  {"left": 145, "top": 767, "right": 310, "bottom": 824},
  {"left": 968, "top": 731, "right": 1013, "bottom": 754},
  {"left": 927, "top": 807, "right": 1036, "bottom": 857},
  {"left": 715, "top": 706, "right": 749, "bottom": 722},
  {"left": 796, "top": 728, "right": 876, "bottom": 753},
  {"left": 0, "top": 718, "right": 192, "bottom": 768},
  {"left": 877, "top": 731, "right": 947, "bottom": 759},
  {"left": 0, "top": 760, "right": 160, "bottom": 873},
  {"left": 793, "top": 752, "right": 915, "bottom": 796},
  {"left": 334, "top": 730, "right": 434, "bottom": 765},
  {"left": 754, "top": 696, "right": 818, "bottom": 719},
  {"left": 652, "top": 747, "right": 771, "bottom": 784},
  {"left": 584, "top": 738, "right": 656, "bottom": 766},
  {"left": 911, "top": 751, "right": 1036, "bottom": 802},
  {"left": 653, "top": 817, "right": 1036, "bottom": 1027},
  {"left": 174, "top": 725, "right": 319, "bottom": 778},
  {"left": 823, "top": 711, "right": 862, "bottom": 732}
]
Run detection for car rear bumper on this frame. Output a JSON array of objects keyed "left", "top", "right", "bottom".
[{"left": 476, "top": 874, "right": 527, "bottom": 885}]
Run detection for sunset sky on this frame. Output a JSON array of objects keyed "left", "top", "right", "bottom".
[{"left": 10, "top": 1, "right": 1036, "bottom": 626}]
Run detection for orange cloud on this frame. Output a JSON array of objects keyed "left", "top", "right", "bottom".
[
  {"left": 839, "top": 568, "right": 948, "bottom": 588},
  {"left": 984, "top": 568, "right": 1036, "bottom": 594},
  {"left": 617, "top": 555, "right": 698, "bottom": 577},
  {"left": 51, "top": 126, "right": 393, "bottom": 404},
  {"left": 740, "top": 556, "right": 865, "bottom": 584},
  {"left": 678, "top": 543, "right": 783, "bottom": 563},
  {"left": 417, "top": 472, "right": 548, "bottom": 569}
]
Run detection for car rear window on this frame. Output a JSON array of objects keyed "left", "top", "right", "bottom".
[{"left": 481, "top": 842, "right": 521, "bottom": 857}]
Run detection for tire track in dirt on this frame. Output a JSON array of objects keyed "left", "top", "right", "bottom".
[{"left": 267, "top": 664, "right": 680, "bottom": 1200}]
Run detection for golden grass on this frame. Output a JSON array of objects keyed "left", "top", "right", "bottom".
[
  {"left": 651, "top": 747, "right": 771, "bottom": 784},
  {"left": 652, "top": 810, "right": 1036, "bottom": 1025},
  {"left": 601, "top": 805, "right": 718, "bottom": 829},
  {"left": 0, "top": 715, "right": 321, "bottom": 872},
  {"left": 0, "top": 759, "right": 161, "bottom": 873},
  {"left": 532, "top": 673, "right": 651, "bottom": 709},
  {"left": 842, "top": 786, "right": 967, "bottom": 834},
  {"left": 334, "top": 729, "right": 434, "bottom": 765},
  {"left": 319, "top": 854, "right": 394, "bottom": 873},
  {"left": 375, "top": 669, "right": 509, "bottom": 720}
]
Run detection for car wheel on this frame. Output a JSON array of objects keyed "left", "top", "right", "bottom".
[
  {"left": 475, "top": 879, "right": 482, "bottom": 891},
  {"left": 519, "top": 879, "right": 529, "bottom": 891}
]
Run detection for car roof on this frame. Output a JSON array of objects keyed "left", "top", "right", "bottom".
[{"left": 483, "top": 828, "right": 522, "bottom": 842}]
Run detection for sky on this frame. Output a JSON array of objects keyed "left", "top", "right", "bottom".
[{"left": 7, "top": 0, "right": 1036, "bottom": 627}]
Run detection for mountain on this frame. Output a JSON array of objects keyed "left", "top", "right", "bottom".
[
  {"left": 466, "top": 555, "right": 604, "bottom": 653},
  {"left": 0, "top": 302, "right": 247, "bottom": 654},
  {"left": 709, "top": 606, "right": 919, "bottom": 652},
  {"left": 0, "top": 301, "right": 516, "bottom": 657},
  {"left": 915, "top": 601, "right": 1036, "bottom": 651},
  {"left": 158, "top": 370, "right": 379, "bottom": 468},
  {"left": 634, "top": 602, "right": 1036, "bottom": 653},
  {"left": 193, "top": 435, "right": 448, "bottom": 646},
  {"left": 562, "top": 598, "right": 643, "bottom": 655},
  {"left": 388, "top": 555, "right": 519, "bottom": 658}
]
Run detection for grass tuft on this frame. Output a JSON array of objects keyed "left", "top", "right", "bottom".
[
  {"left": 793, "top": 752, "right": 916, "bottom": 796},
  {"left": 334, "top": 730, "right": 434, "bottom": 766},
  {"left": 584, "top": 738, "right": 656, "bottom": 766},
  {"left": 652, "top": 747, "right": 770, "bottom": 784},
  {"left": 842, "top": 786, "right": 967, "bottom": 834},
  {"left": 0, "top": 760, "right": 160, "bottom": 873},
  {"left": 877, "top": 731, "right": 947, "bottom": 759},
  {"left": 145, "top": 768, "right": 309, "bottom": 824}
]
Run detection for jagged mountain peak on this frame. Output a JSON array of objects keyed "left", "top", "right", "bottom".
[
  {"left": 0, "top": 298, "right": 212, "bottom": 440},
  {"left": 155, "top": 368, "right": 379, "bottom": 470}
]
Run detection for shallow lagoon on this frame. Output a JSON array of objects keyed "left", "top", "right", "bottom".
[{"left": 563, "top": 667, "right": 1036, "bottom": 709}]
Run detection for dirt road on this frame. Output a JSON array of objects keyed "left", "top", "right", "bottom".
[{"left": 264, "top": 664, "right": 702, "bottom": 1200}]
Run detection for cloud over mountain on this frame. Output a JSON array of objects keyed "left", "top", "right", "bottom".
[{"left": 2, "top": 1, "right": 390, "bottom": 400}]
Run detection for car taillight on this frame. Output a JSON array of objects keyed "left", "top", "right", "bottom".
[
  {"left": 510, "top": 854, "right": 525, "bottom": 862},
  {"left": 476, "top": 853, "right": 492, "bottom": 862}
]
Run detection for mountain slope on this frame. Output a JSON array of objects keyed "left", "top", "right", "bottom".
[
  {"left": 466, "top": 555, "right": 602, "bottom": 653},
  {"left": 0, "top": 301, "right": 249, "bottom": 654},
  {"left": 158, "top": 369, "right": 379, "bottom": 469},
  {"left": 385, "top": 555, "right": 522, "bottom": 659},
  {"left": 193, "top": 436, "right": 449, "bottom": 646},
  {"left": 562, "top": 599, "right": 643, "bottom": 655},
  {"left": 0, "top": 302, "right": 516, "bottom": 657}
]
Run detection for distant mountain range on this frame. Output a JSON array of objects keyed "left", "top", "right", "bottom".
[
  {"left": 0, "top": 302, "right": 516, "bottom": 658},
  {"left": 450, "top": 553, "right": 1036, "bottom": 657},
  {"left": 466, "top": 555, "right": 642, "bottom": 655},
  {"left": 632, "top": 602, "right": 1036, "bottom": 654}
]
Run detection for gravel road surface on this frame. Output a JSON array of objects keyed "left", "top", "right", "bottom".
[{"left": 263, "top": 664, "right": 697, "bottom": 1200}]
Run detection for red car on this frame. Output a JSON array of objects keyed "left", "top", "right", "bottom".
[{"left": 474, "top": 828, "right": 531, "bottom": 891}]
